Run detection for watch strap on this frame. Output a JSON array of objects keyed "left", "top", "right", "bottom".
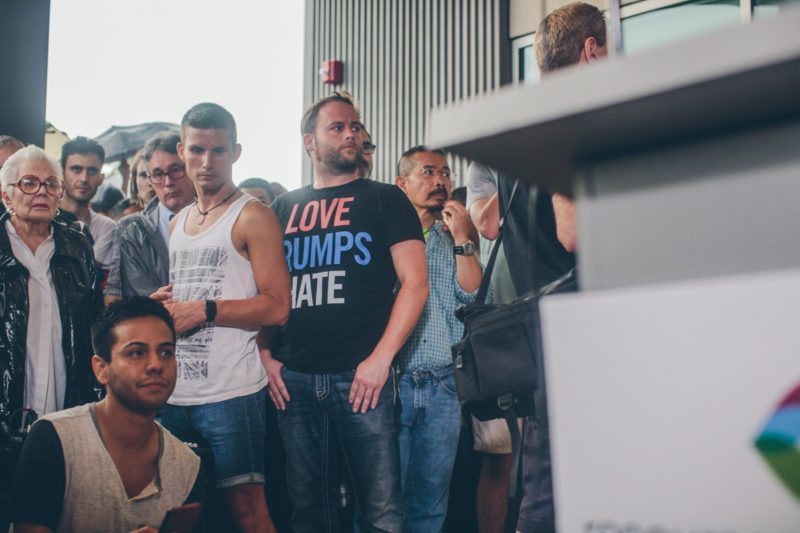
[{"left": 204, "top": 300, "right": 217, "bottom": 323}]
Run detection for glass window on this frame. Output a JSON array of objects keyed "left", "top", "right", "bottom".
[
  {"left": 754, "top": 0, "right": 800, "bottom": 17},
  {"left": 622, "top": 0, "right": 740, "bottom": 55},
  {"left": 519, "top": 44, "right": 540, "bottom": 83},
  {"left": 512, "top": 34, "right": 539, "bottom": 84}
]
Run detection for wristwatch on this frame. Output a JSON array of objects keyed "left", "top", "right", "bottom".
[
  {"left": 453, "top": 241, "right": 476, "bottom": 256},
  {"left": 204, "top": 300, "right": 218, "bottom": 323}
]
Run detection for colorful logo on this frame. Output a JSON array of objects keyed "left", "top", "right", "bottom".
[{"left": 755, "top": 382, "right": 800, "bottom": 501}]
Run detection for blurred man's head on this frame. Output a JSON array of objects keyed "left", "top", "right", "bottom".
[
  {"left": 358, "top": 128, "right": 374, "bottom": 178},
  {"left": 61, "top": 136, "right": 106, "bottom": 207},
  {"left": 536, "top": 2, "right": 607, "bottom": 75},
  {"left": 144, "top": 132, "right": 195, "bottom": 213},
  {"left": 0, "top": 135, "right": 24, "bottom": 171},
  {"left": 239, "top": 177, "right": 273, "bottom": 205},
  {"left": 178, "top": 103, "right": 242, "bottom": 195},
  {"left": 91, "top": 297, "right": 177, "bottom": 415},
  {"left": 301, "top": 93, "right": 364, "bottom": 176},
  {"left": 395, "top": 146, "right": 451, "bottom": 214}
]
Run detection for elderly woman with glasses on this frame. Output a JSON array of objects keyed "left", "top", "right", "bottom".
[{"left": 0, "top": 145, "right": 101, "bottom": 425}]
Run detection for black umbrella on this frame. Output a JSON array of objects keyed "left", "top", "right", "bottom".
[{"left": 94, "top": 122, "right": 179, "bottom": 161}]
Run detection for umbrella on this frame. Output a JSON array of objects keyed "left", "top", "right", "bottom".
[{"left": 94, "top": 122, "right": 179, "bottom": 161}]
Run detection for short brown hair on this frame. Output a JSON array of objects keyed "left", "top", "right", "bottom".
[
  {"left": 300, "top": 92, "right": 358, "bottom": 136},
  {"left": 536, "top": 2, "right": 606, "bottom": 73}
]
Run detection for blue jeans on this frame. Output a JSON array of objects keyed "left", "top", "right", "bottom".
[
  {"left": 277, "top": 366, "right": 404, "bottom": 533},
  {"left": 398, "top": 366, "right": 461, "bottom": 533},
  {"left": 159, "top": 388, "right": 267, "bottom": 488}
]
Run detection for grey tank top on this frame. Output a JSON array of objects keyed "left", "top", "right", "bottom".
[{"left": 43, "top": 403, "right": 200, "bottom": 532}]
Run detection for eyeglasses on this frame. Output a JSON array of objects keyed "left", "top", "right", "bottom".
[
  {"left": 13, "top": 175, "right": 64, "bottom": 196},
  {"left": 363, "top": 142, "right": 376, "bottom": 154},
  {"left": 147, "top": 165, "right": 186, "bottom": 183},
  {"left": 419, "top": 168, "right": 454, "bottom": 179},
  {"left": 67, "top": 164, "right": 101, "bottom": 177}
]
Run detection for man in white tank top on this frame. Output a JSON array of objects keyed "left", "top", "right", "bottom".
[{"left": 151, "top": 103, "right": 290, "bottom": 533}]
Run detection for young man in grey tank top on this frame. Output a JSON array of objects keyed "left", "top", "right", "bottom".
[
  {"left": 10, "top": 298, "right": 202, "bottom": 532},
  {"left": 152, "top": 103, "right": 290, "bottom": 533}
]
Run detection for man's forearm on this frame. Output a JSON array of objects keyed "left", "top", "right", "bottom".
[
  {"left": 471, "top": 193, "right": 500, "bottom": 241},
  {"left": 455, "top": 255, "right": 482, "bottom": 293},
  {"left": 215, "top": 294, "right": 289, "bottom": 328},
  {"left": 368, "top": 279, "right": 428, "bottom": 365}
]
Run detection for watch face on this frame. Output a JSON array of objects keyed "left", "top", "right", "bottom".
[{"left": 464, "top": 241, "right": 476, "bottom": 255}]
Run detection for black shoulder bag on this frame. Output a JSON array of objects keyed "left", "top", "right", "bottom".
[{"left": 451, "top": 180, "right": 576, "bottom": 492}]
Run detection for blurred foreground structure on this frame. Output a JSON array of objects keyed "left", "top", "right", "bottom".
[{"left": 428, "top": 8, "right": 800, "bottom": 531}]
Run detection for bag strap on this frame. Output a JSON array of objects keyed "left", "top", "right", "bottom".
[
  {"left": 476, "top": 179, "right": 520, "bottom": 304},
  {"left": 505, "top": 412, "right": 522, "bottom": 498}
]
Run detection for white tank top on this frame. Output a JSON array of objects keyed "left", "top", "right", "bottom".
[{"left": 167, "top": 193, "right": 266, "bottom": 405}]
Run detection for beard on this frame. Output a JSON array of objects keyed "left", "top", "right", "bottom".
[
  {"left": 106, "top": 369, "right": 174, "bottom": 416},
  {"left": 316, "top": 142, "right": 362, "bottom": 174}
]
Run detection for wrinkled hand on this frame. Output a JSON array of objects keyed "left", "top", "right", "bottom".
[
  {"left": 163, "top": 300, "right": 206, "bottom": 334},
  {"left": 441, "top": 200, "right": 474, "bottom": 243},
  {"left": 349, "top": 355, "right": 391, "bottom": 414},
  {"left": 262, "top": 349, "right": 290, "bottom": 410},
  {"left": 150, "top": 284, "right": 173, "bottom": 303}
]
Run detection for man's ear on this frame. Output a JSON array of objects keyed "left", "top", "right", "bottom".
[
  {"left": 395, "top": 175, "right": 408, "bottom": 193},
  {"left": 92, "top": 354, "right": 110, "bottom": 385},
  {"left": 582, "top": 36, "right": 599, "bottom": 63},
  {"left": 177, "top": 142, "right": 186, "bottom": 162},
  {"left": 232, "top": 143, "right": 242, "bottom": 163},
  {"left": 302, "top": 133, "right": 315, "bottom": 154}
]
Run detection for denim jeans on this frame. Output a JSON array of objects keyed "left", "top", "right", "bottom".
[
  {"left": 159, "top": 388, "right": 267, "bottom": 488},
  {"left": 397, "top": 366, "right": 461, "bottom": 533},
  {"left": 277, "top": 366, "right": 404, "bottom": 533}
]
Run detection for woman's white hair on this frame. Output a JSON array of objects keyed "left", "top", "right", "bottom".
[{"left": 0, "top": 145, "right": 63, "bottom": 195}]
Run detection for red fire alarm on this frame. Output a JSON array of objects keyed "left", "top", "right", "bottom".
[{"left": 320, "top": 59, "right": 344, "bottom": 85}]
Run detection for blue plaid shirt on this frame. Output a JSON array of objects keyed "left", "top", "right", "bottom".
[{"left": 396, "top": 221, "right": 481, "bottom": 371}]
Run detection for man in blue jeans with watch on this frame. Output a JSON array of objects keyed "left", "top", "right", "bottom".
[
  {"left": 152, "top": 103, "right": 291, "bottom": 533},
  {"left": 394, "top": 146, "right": 483, "bottom": 532}
]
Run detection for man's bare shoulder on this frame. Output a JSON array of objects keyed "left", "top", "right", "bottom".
[{"left": 236, "top": 198, "right": 278, "bottom": 228}]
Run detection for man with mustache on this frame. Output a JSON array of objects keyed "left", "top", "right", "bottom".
[
  {"left": 9, "top": 298, "right": 203, "bottom": 532},
  {"left": 265, "top": 93, "right": 428, "bottom": 532},
  {"left": 394, "top": 146, "right": 483, "bottom": 532}
]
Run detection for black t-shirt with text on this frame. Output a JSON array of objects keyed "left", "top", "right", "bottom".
[{"left": 271, "top": 178, "right": 423, "bottom": 373}]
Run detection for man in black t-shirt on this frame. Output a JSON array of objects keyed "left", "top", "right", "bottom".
[{"left": 264, "top": 93, "right": 428, "bottom": 532}]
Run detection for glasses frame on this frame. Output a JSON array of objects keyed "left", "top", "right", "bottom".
[
  {"left": 12, "top": 175, "right": 64, "bottom": 196},
  {"left": 419, "top": 168, "right": 455, "bottom": 180},
  {"left": 147, "top": 165, "right": 187, "bottom": 184}
]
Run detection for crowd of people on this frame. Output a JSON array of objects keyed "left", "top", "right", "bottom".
[{"left": 0, "top": 3, "right": 607, "bottom": 532}]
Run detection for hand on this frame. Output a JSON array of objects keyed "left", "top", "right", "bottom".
[
  {"left": 129, "top": 528, "right": 157, "bottom": 533},
  {"left": 163, "top": 300, "right": 206, "bottom": 334},
  {"left": 349, "top": 355, "right": 391, "bottom": 414},
  {"left": 150, "top": 284, "right": 173, "bottom": 303},
  {"left": 441, "top": 200, "right": 474, "bottom": 243},
  {"left": 261, "top": 349, "right": 290, "bottom": 410}
]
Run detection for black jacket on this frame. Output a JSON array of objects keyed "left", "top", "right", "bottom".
[{"left": 0, "top": 211, "right": 102, "bottom": 419}]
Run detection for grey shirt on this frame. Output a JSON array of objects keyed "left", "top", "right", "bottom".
[{"left": 465, "top": 162, "right": 517, "bottom": 304}]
